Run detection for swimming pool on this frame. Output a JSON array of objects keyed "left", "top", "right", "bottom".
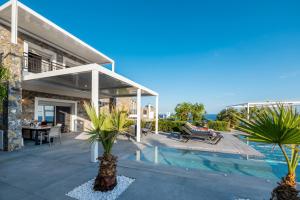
[{"left": 129, "top": 138, "right": 300, "bottom": 182}]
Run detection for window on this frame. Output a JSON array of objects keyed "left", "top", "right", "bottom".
[
  {"left": 56, "top": 54, "right": 63, "bottom": 63},
  {"left": 37, "top": 105, "right": 55, "bottom": 123}
]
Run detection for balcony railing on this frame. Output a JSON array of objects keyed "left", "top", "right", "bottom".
[{"left": 22, "top": 53, "right": 69, "bottom": 73}]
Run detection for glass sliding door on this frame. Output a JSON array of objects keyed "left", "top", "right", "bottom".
[{"left": 37, "top": 105, "right": 55, "bottom": 125}]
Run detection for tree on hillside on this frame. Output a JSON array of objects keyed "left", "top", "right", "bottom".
[
  {"left": 175, "top": 102, "right": 192, "bottom": 121},
  {"left": 175, "top": 102, "right": 205, "bottom": 122},
  {"left": 191, "top": 103, "right": 205, "bottom": 122},
  {"left": 217, "top": 108, "right": 240, "bottom": 128}
]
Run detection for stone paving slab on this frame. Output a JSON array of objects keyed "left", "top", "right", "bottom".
[{"left": 0, "top": 133, "right": 277, "bottom": 200}]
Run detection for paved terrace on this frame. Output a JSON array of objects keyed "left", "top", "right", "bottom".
[
  {"left": 0, "top": 133, "right": 274, "bottom": 200},
  {"left": 142, "top": 131, "right": 264, "bottom": 157}
]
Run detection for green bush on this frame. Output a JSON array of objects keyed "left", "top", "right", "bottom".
[
  {"left": 207, "top": 121, "right": 229, "bottom": 131},
  {"left": 125, "top": 120, "right": 135, "bottom": 128},
  {"left": 158, "top": 120, "right": 185, "bottom": 132},
  {"left": 125, "top": 119, "right": 186, "bottom": 132}
]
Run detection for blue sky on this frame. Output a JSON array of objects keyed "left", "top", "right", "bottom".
[{"left": 9, "top": 0, "right": 300, "bottom": 113}]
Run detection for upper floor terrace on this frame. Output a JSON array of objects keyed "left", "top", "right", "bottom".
[{"left": 0, "top": 0, "right": 115, "bottom": 74}]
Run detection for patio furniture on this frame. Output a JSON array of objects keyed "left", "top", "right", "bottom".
[
  {"left": 45, "top": 124, "right": 62, "bottom": 147},
  {"left": 124, "top": 125, "right": 136, "bottom": 140},
  {"left": 142, "top": 122, "right": 153, "bottom": 136},
  {"left": 22, "top": 126, "right": 51, "bottom": 145},
  {"left": 180, "top": 123, "right": 223, "bottom": 145}
]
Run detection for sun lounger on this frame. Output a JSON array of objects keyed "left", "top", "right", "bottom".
[{"left": 180, "top": 123, "right": 223, "bottom": 145}]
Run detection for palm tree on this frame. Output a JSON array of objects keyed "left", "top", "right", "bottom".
[
  {"left": 84, "top": 102, "right": 128, "bottom": 192},
  {"left": 237, "top": 105, "right": 300, "bottom": 199}
]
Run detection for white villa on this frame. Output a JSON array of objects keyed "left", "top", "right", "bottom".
[{"left": 0, "top": 0, "right": 159, "bottom": 159}]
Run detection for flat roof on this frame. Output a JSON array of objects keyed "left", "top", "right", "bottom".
[
  {"left": 23, "top": 64, "right": 158, "bottom": 98},
  {"left": 0, "top": 1, "right": 114, "bottom": 65}
]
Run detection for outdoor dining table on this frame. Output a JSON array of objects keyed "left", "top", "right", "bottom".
[{"left": 22, "top": 126, "right": 51, "bottom": 145}]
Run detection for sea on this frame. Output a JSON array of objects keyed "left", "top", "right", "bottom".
[{"left": 204, "top": 114, "right": 217, "bottom": 121}]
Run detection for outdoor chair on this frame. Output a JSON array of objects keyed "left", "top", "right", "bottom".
[
  {"left": 124, "top": 125, "right": 136, "bottom": 140},
  {"left": 142, "top": 122, "right": 153, "bottom": 136},
  {"left": 45, "top": 124, "right": 62, "bottom": 147}
]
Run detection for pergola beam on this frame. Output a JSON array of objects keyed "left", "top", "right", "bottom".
[{"left": 227, "top": 101, "right": 300, "bottom": 109}]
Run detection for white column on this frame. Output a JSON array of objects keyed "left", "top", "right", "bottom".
[
  {"left": 136, "top": 150, "right": 141, "bottom": 161},
  {"left": 11, "top": 0, "right": 18, "bottom": 44},
  {"left": 91, "top": 70, "right": 99, "bottom": 162},
  {"left": 247, "top": 103, "right": 250, "bottom": 120},
  {"left": 136, "top": 88, "right": 141, "bottom": 142},
  {"left": 155, "top": 95, "right": 159, "bottom": 134},
  {"left": 73, "top": 102, "right": 78, "bottom": 132}
]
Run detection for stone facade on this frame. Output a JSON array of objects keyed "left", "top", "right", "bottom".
[{"left": 0, "top": 24, "right": 24, "bottom": 151}]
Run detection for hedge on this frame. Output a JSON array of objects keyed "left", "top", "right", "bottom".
[
  {"left": 157, "top": 120, "right": 185, "bottom": 132},
  {"left": 207, "top": 120, "right": 230, "bottom": 131},
  {"left": 125, "top": 119, "right": 185, "bottom": 132}
]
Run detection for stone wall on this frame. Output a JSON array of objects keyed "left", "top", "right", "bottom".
[{"left": 0, "top": 24, "right": 24, "bottom": 151}]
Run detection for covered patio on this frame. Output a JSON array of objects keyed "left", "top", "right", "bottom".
[{"left": 22, "top": 63, "right": 159, "bottom": 162}]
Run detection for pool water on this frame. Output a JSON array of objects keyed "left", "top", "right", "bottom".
[{"left": 129, "top": 139, "right": 300, "bottom": 182}]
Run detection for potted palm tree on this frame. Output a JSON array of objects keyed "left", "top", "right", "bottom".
[
  {"left": 84, "top": 102, "right": 128, "bottom": 192},
  {"left": 237, "top": 105, "right": 300, "bottom": 199}
]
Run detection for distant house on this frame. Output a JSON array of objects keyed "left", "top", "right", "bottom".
[
  {"left": 143, "top": 104, "right": 155, "bottom": 121},
  {"left": 159, "top": 112, "right": 171, "bottom": 119}
]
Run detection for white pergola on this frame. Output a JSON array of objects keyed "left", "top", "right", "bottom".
[
  {"left": 1, "top": 0, "right": 159, "bottom": 162},
  {"left": 23, "top": 64, "right": 159, "bottom": 162},
  {"left": 226, "top": 101, "right": 300, "bottom": 120}
]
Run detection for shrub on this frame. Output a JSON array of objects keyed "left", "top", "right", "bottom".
[
  {"left": 125, "top": 119, "right": 135, "bottom": 128},
  {"left": 207, "top": 121, "right": 230, "bottom": 131},
  {"left": 158, "top": 120, "right": 185, "bottom": 132},
  {"left": 125, "top": 119, "right": 185, "bottom": 132}
]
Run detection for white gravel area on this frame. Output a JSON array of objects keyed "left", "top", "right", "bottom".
[{"left": 66, "top": 176, "right": 135, "bottom": 200}]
